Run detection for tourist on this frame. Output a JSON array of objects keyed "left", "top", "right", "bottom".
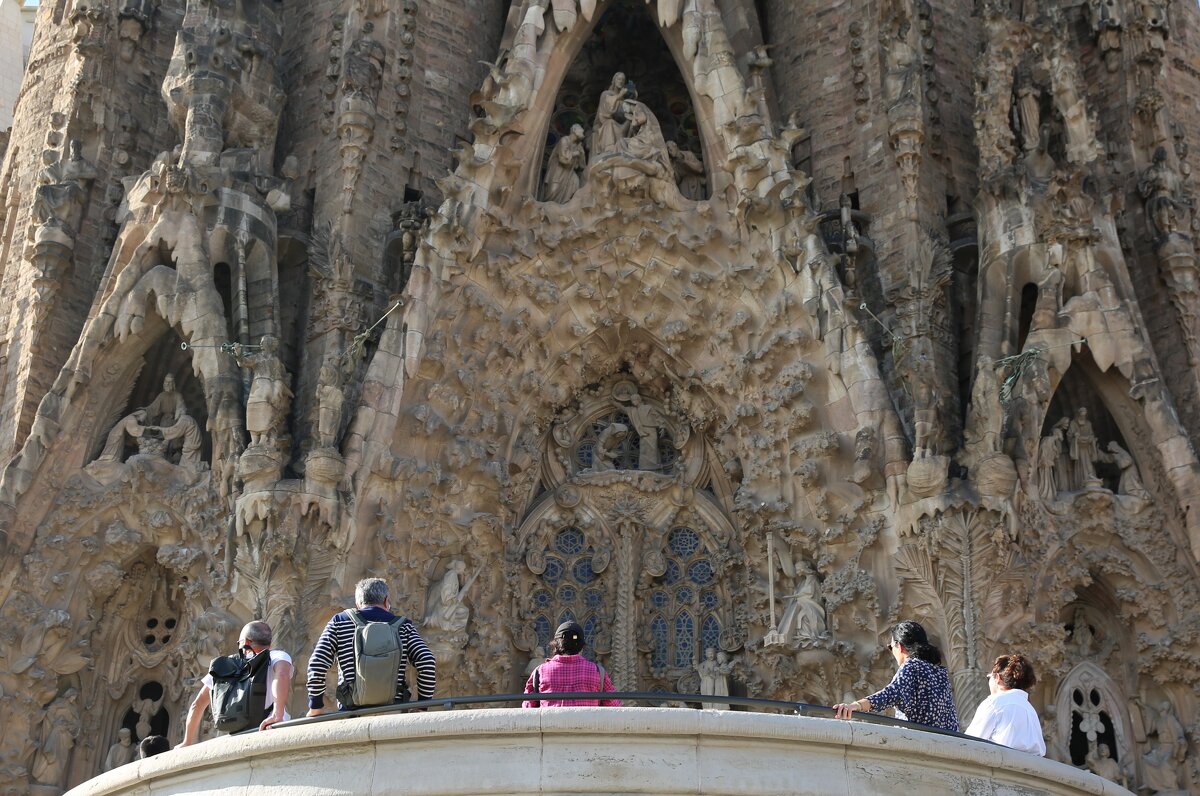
[
  {"left": 523, "top": 621, "right": 620, "bottom": 707},
  {"left": 832, "top": 620, "right": 959, "bottom": 731},
  {"left": 179, "top": 620, "right": 293, "bottom": 746},
  {"left": 306, "top": 578, "right": 436, "bottom": 713},
  {"left": 137, "top": 735, "right": 170, "bottom": 759},
  {"left": 965, "top": 654, "right": 1045, "bottom": 755}
]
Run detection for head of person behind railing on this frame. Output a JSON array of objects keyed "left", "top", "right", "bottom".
[
  {"left": 963, "top": 653, "right": 1045, "bottom": 756},
  {"left": 832, "top": 619, "right": 960, "bottom": 733},
  {"left": 522, "top": 622, "right": 621, "bottom": 708}
]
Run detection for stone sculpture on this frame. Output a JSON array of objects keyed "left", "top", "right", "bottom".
[
  {"left": 543, "top": 125, "right": 587, "bottom": 203},
  {"left": 1013, "top": 62, "right": 1041, "bottom": 154},
  {"left": 237, "top": 335, "right": 293, "bottom": 448},
  {"left": 32, "top": 689, "right": 79, "bottom": 787},
  {"left": 130, "top": 692, "right": 164, "bottom": 740},
  {"left": 667, "top": 142, "right": 706, "bottom": 201},
  {"left": 316, "top": 360, "right": 346, "bottom": 450},
  {"left": 624, "top": 394, "right": 666, "bottom": 471},
  {"left": 591, "top": 72, "right": 631, "bottom": 158},
  {"left": 96, "top": 410, "right": 147, "bottom": 463},
  {"left": 591, "top": 422, "right": 629, "bottom": 471},
  {"left": 424, "top": 559, "right": 476, "bottom": 633},
  {"left": 696, "top": 647, "right": 732, "bottom": 708},
  {"left": 1085, "top": 0, "right": 1124, "bottom": 72},
  {"left": 1067, "top": 408, "right": 1101, "bottom": 489},
  {"left": 1036, "top": 418, "right": 1069, "bottom": 501},
  {"left": 102, "top": 728, "right": 136, "bottom": 772},
  {"left": 1139, "top": 146, "right": 1188, "bottom": 240},
  {"left": 1084, "top": 743, "right": 1126, "bottom": 788},
  {"left": 775, "top": 560, "right": 827, "bottom": 642}
]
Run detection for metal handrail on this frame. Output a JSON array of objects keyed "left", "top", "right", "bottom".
[{"left": 257, "top": 692, "right": 983, "bottom": 743}]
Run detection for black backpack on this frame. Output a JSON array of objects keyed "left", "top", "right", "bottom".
[{"left": 208, "top": 649, "right": 271, "bottom": 733}]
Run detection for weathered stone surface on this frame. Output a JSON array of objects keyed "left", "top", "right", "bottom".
[{"left": 0, "top": 0, "right": 1198, "bottom": 793}]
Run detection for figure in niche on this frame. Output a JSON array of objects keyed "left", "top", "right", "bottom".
[
  {"left": 881, "top": 13, "right": 918, "bottom": 108},
  {"left": 32, "top": 688, "right": 79, "bottom": 787},
  {"left": 840, "top": 192, "right": 861, "bottom": 257},
  {"left": 237, "top": 335, "right": 293, "bottom": 447},
  {"left": 1085, "top": 0, "right": 1123, "bottom": 72},
  {"left": 316, "top": 359, "right": 346, "bottom": 449},
  {"left": 1101, "top": 441, "right": 1150, "bottom": 500},
  {"left": 424, "top": 559, "right": 478, "bottom": 633},
  {"left": 625, "top": 393, "right": 667, "bottom": 470},
  {"left": 96, "top": 409, "right": 148, "bottom": 463},
  {"left": 32, "top": 139, "right": 95, "bottom": 230},
  {"left": 130, "top": 691, "right": 164, "bottom": 740},
  {"left": 1067, "top": 408, "right": 1101, "bottom": 489},
  {"left": 608, "top": 100, "right": 673, "bottom": 194},
  {"left": 591, "top": 72, "right": 630, "bottom": 158},
  {"left": 1036, "top": 418, "right": 1069, "bottom": 501},
  {"left": 543, "top": 124, "right": 587, "bottom": 203},
  {"left": 696, "top": 647, "right": 733, "bottom": 709},
  {"left": 667, "top": 142, "right": 706, "bottom": 201},
  {"left": 1139, "top": 146, "right": 1189, "bottom": 240},
  {"left": 776, "top": 560, "right": 828, "bottom": 642},
  {"left": 145, "top": 374, "right": 185, "bottom": 426},
  {"left": 1135, "top": 697, "right": 1187, "bottom": 765},
  {"left": 1067, "top": 606, "right": 1097, "bottom": 657},
  {"left": 1013, "top": 62, "right": 1042, "bottom": 154},
  {"left": 1085, "top": 743, "right": 1126, "bottom": 788},
  {"left": 1142, "top": 745, "right": 1181, "bottom": 793},
  {"left": 103, "top": 727, "right": 136, "bottom": 771},
  {"left": 591, "top": 422, "right": 629, "bottom": 471},
  {"left": 161, "top": 408, "right": 204, "bottom": 471},
  {"left": 1025, "top": 124, "right": 1056, "bottom": 184},
  {"left": 912, "top": 364, "right": 941, "bottom": 458}
]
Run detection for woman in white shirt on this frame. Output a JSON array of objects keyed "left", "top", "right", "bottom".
[{"left": 965, "top": 653, "right": 1046, "bottom": 756}]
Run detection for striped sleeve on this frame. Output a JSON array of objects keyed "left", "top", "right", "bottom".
[
  {"left": 306, "top": 613, "right": 346, "bottom": 709},
  {"left": 400, "top": 621, "right": 436, "bottom": 700}
]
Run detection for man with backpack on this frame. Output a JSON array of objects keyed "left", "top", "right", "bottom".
[
  {"left": 306, "top": 577, "right": 436, "bottom": 715},
  {"left": 179, "top": 620, "right": 294, "bottom": 746}
]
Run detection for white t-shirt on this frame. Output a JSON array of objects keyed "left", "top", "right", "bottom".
[
  {"left": 965, "top": 688, "right": 1045, "bottom": 756},
  {"left": 203, "top": 649, "right": 292, "bottom": 721}
]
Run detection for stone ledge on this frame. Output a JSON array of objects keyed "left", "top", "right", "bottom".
[{"left": 67, "top": 708, "right": 1131, "bottom": 796}]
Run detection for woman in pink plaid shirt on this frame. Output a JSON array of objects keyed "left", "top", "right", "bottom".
[{"left": 522, "top": 621, "right": 622, "bottom": 707}]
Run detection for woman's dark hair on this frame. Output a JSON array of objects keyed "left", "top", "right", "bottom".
[
  {"left": 992, "top": 653, "right": 1037, "bottom": 690},
  {"left": 891, "top": 620, "right": 943, "bottom": 666},
  {"left": 137, "top": 735, "right": 170, "bottom": 759}
]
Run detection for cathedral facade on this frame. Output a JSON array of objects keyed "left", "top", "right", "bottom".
[{"left": 0, "top": 0, "right": 1198, "bottom": 792}]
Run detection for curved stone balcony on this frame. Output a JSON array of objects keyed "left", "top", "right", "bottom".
[{"left": 69, "top": 707, "right": 1129, "bottom": 796}]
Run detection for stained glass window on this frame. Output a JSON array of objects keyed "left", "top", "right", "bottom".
[
  {"left": 532, "top": 527, "right": 604, "bottom": 655},
  {"left": 646, "top": 526, "right": 723, "bottom": 674},
  {"left": 572, "top": 408, "right": 677, "bottom": 474}
]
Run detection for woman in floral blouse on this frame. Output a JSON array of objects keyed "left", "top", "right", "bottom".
[{"left": 833, "top": 620, "right": 959, "bottom": 732}]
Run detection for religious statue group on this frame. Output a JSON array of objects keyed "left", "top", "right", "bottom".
[
  {"left": 92, "top": 374, "right": 205, "bottom": 473},
  {"left": 542, "top": 72, "right": 707, "bottom": 204},
  {"left": 1035, "top": 407, "right": 1148, "bottom": 502}
]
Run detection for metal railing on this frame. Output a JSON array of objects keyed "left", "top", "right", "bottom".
[{"left": 260, "top": 692, "right": 985, "bottom": 744}]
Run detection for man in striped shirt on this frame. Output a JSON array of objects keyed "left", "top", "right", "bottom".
[{"left": 305, "top": 578, "right": 436, "bottom": 715}]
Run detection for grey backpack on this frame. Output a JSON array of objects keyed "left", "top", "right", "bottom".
[{"left": 338, "top": 610, "right": 407, "bottom": 709}]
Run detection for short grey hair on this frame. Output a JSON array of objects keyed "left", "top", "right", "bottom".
[
  {"left": 241, "top": 620, "right": 272, "bottom": 646},
  {"left": 355, "top": 578, "right": 389, "bottom": 607}
]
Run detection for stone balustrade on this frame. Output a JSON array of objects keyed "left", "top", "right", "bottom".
[{"left": 67, "top": 707, "right": 1131, "bottom": 796}]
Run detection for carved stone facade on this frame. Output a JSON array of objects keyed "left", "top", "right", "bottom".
[{"left": 0, "top": 0, "right": 1199, "bottom": 794}]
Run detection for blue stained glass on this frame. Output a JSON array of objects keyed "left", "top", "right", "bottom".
[
  {"left": 674, "top": 611, "right": 695, "bottom": 667},
  {"left": 663, "top": 559, "right": 681, "bottom": 584},
  {"left": 584, "top": 589, "right": 603, "bottom": 608},
  {"left": 533, "top": 590, "right": 552, "bottom": 607},
  {"left": 651, "top": 590, "right": 669, "bottom": 609},
  {"left": 676, "top": 587, "right": 693, "bottom": 604},
  {"left": 534, "top": 615, "right": 551, "bottom": 646},
  {"left": 688, "top": 560, "right": 714, "bottom": 585},
  {"left": 559, "top": 609, "right": 577, "bottom": 626},
  {"left": 668, "top": 527, "right": 700, "bottom": 558},
  {"left": 542, "top": 557, "right": 564, "bottom": 585},
  {"left": 576, "top": 442, "right": 594, "bottom": 468},
  {"left": 651, "top": 615, "right": 669, "bottom": 670},
  {"left": 572, "top": 558, "right": 595, "bottom": 584},
  {"left": 702, "top": 616, "right": 721, "bottom": 654},
  {"left": 700, "top": 590, "right": 718, "bottom": 610},
  {"left": 556, "top": 527, "right": 585, "bottom": 555},
  {"left": 583, "top": 615, "right": 599, "bottom": 647},
  {"left": 559, "top": 585, "right": 577, "bottom": 603}
]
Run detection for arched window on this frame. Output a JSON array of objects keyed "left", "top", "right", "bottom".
[
  {"left": 531, "top": 526, "right": 606, "bottom": 652},
  {"left": 645, "top": 526, "right": 721, "bottom": 677}
]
